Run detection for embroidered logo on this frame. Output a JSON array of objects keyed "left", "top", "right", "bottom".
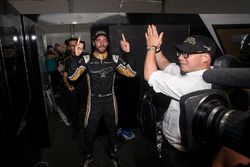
[
  {"left": 90, "top": 67, "right": 113, "bottom": 78},
  {"left": 184, "top": 37, "right": 196, "bottom": 45}
]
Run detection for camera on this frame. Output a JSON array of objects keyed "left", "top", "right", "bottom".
[
  {"left": 179, "top": 89, "right": 250, "bottom": 157},
  {"left": 179, "top": 36, "right": 250, "bottom": 157}
]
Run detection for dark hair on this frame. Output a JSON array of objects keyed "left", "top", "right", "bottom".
[
  {"left": 54, "top": 43, "right": 60, "bottom": 48},
  {"left": 64, "top": 37, "right": 78, "bottom": 46},
  {"left": 46, "top": 50, "right": 56, "bottom": 55},
  {"left": 64, "top": 39, "right": 69, "bottom": 46},
  {"left": 47, "top": 45, "right": 54, "bottom": 51},
  {"left": 80, "top": 40, "right": 86, "bottom": 49}
]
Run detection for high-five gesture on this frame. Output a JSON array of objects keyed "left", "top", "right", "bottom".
[
  {"left": 120, "top": 33, "right": 130, "bottom": 53},
  {"left": 145, "top": 25, "right": 164, "bottom": 50}
]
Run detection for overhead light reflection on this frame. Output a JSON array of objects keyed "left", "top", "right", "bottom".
[
  {"left": 31, "top": 35, "right": 37, "bottom": 40},
  {"left": 38, "top": 13, "right": 127, "bottom": 24},
  {"left": 13, "top": 36, "right": 18, "bottom": 42}
]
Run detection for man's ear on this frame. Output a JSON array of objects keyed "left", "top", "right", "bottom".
[
  {"left": 92, "top": 41, "right": 95, "bottom": 47},
  {"left": 202, "top": 53, "right": 211, "bottom": 63}
]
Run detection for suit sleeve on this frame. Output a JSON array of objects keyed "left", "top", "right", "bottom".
[{"left": 114, "top": 53, "right": 136, "bottom": 77}]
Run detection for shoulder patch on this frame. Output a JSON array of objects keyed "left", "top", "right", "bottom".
[
  {"left": 83, "top": 55, "right": 90, "bottom": 63},
  {"left": 112, "top": 54, "right": 119, "bottom": 63}
]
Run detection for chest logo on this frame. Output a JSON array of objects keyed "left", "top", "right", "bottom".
[{"left": 89, "top": 67, "right": 113, "bottom": 78}]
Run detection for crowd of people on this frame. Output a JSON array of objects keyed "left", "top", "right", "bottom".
[{"left": 44, "top": 25, "right": 249, "bottom": 167}]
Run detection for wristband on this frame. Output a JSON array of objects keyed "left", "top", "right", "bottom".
[
  {"left": 147, "top": 45, "right": 158, "bottom": 53},
  {"left": 147, "top": 47, "right": 156, "bottom": 52},
  {"left": 147, "top": 45, "right": 161, "bottom": 53},
  {"left": 147, "top": 45, "right": 157, "bottom": 50},
  {"left": 155, "top": 48, "right": 161, "bottom": 53}
]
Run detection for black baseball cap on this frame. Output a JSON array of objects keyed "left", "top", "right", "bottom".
[
  {"left": 174, "top": 35, "right": 216, "bottom": 56},
  {"left": 92, "top": 30, "right": 108, "bottom": 40}
]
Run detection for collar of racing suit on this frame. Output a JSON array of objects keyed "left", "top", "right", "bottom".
[{"left": 93, "top": 51, "right": 108, "bottom": 60}]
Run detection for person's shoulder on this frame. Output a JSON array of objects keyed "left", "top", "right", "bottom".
[
  {"left": 111, "top": 54, "right": 120, "bottom": 63},
  {"left": 63, "top": 55, "right": 72, "bottom": 66},
  {"left": 82, "top": 51, "right": 90, "bottom": 55},
  {"left": 64, "top": 55, "right": 71, "bottom": 61},
  {"left": 82, "top": 54, "right": 90, "bottom": 63},
  {"left": 46, "top": 51, "right": 56, "bottom": 58}
]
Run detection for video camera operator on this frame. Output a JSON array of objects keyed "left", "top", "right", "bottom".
[
  {"left": 144, "top": 24, "right": 217, "bottom": 167},
  {"left": 178, "top": 34, "right": 250, "bottom": 167}
]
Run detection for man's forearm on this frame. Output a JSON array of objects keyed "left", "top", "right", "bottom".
[
  {"left": 155, "top": 51, "right": 169, "bottom": 70},
  {"left": 63, "top": 73, "right": 71, "bottom": 89},
  {"left": 144, "top": 49, "right": 157, "bottom": 81}
]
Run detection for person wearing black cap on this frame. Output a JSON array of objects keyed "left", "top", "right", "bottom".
[
  {"left": 67, "top": 30, "right": 136, "bottom": 167},
  {"left": 144, "top": 25, "right": 216, "bottom": 167}
]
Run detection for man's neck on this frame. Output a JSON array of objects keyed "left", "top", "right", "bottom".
[{"left": 93, "top": 51, "right": 108, "bottom": 60}]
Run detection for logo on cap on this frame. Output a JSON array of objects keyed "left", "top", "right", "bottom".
[
  {"left": 95, "top": 31, "right": 107, "bottom": 36},
  {"left": 184, "top": 37, "right": 197, "bottom": 45},
  {"left": 92, "top": 30, "right": 108, "bottom": 41}
]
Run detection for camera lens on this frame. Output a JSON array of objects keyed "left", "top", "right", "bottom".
[
  {"left": 219, "top": 110, "right": 250, "bottom": 157},
  {"left": 193, "top": 93, "right": 250, "bottom": 157},
  {"left": 193, "top": 93, "right": 230, "bottom": 146}
]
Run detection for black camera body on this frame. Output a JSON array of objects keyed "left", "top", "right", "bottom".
[{"left": 180, "top": 89, "right": 250, "bottom": 157}]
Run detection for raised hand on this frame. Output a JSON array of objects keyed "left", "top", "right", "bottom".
[
  {"left": 75, "top": 36, "right": 83, "bottom": 56},
  {"left": 145, "top": 25, "right": 163, "bottom": 49},
  {"left": 120, "top": 33, "right": 130, "bottom": 53}
]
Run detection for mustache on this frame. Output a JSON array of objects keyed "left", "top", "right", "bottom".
[{"left": 98, "top": 44, "right": 108, "bottom": 48}]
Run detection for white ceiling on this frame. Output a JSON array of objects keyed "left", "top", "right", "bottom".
[
  {"left": 37, "top": 13, "right": 129, "bottom": 25},
  {"left": 5, "top": 0, "right": 250, "bottom": 48},
  {"left": 7, "top": 0, "right": 162, "bottom": 14},
  {"left": 5, "top": 0, "right": 162, "bottom": 34},
  {"left": 6, "top": 0, "right": 250, "bottom": 28},
  {"left": 6, "top": 0, "right": 250, "bottom": 14}
]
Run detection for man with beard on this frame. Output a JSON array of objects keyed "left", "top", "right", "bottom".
[{"left": 67, "top": 31, "right": 136, "bottom": 167}]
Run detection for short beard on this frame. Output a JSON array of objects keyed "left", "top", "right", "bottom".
[{"left": 96, "top": 45, "right": 107, "bottom": 53}]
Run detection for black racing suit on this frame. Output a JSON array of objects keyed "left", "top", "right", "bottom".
[
  {"left": 64, "top": 55, "right": 86, "bottom": 134},
  {"left": 67, "top": 52, "right": 136, "bottom": 156}
]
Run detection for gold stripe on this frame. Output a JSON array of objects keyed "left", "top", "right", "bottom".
[
  {"left": 93, "top": 51, "right": 108, "bottom": 60},
  {"left": 112, "top": 75, "right": 118, "bottom": 125},
  {"left": 113, "top": 95, "right": 118, "bottom": 125},
  {"left": 69, "top": 66, "right": 86, "bottom": 81},
  {"left": 116, "top": 65, "right": 136, "bottom": 77},
  {"left": 84, "top": 74, "right": 91, "bottom": 127}
]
